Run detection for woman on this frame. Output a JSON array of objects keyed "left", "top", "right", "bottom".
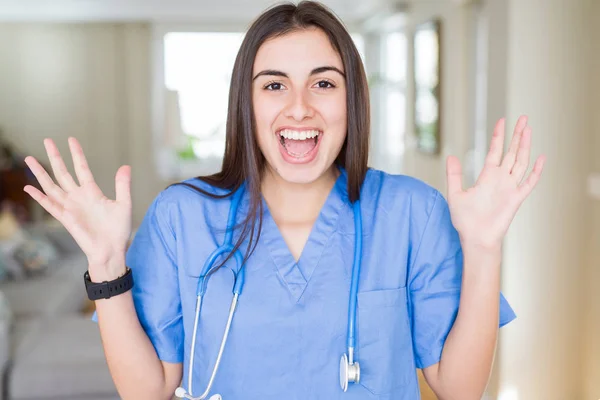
[{"left": 22, "top": 1, "right": 545, "bottom": 399}]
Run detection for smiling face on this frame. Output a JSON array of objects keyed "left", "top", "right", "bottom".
[{"left": 252, "top": 27, "right": 347, "bottom": 185}]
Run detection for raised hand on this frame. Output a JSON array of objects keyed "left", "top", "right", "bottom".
[
  {"left": 23, "top": 137, "right": 132, "bottom": 281},
  {"left": 445, "top": 116, "right": 546, "bottom": 250}
]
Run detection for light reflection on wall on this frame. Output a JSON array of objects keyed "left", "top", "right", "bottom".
[{"left": 498, "top": 386, "right": 519, "bottom": 400}]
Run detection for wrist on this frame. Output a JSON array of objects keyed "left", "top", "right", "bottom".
[
  {"left": 88, "top": 258, "right": 127, "bottom": 283},
  {"left": 459, "top": 235, "right": 503, "bottom": 255},
  {"left": 461, "top": 241, "right": 502, "bottom": 270}
]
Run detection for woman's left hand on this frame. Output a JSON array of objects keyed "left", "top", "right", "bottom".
[{"left": 445, "top": 115, "right": 546, "bottom": 251}]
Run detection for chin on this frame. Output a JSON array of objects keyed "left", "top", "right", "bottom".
[{"left": 270, "top": 159, "right": 330, "bottom": 185}]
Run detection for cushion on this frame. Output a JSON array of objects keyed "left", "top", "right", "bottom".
[
  {"left": 0, "top": 290, "right": 12, "bottom": 372},
  {"left": 50, "top": 251, "right": 88, "bottom": 278},
  {"left": 0, "top": 208, "right": 28, "bottom": 280},
  {"left": 0, "top": 246, "right": 88, "bottom": 318},
  {"left": 0, "top": 231, "right": 28, "bottom": 281},
  {"left": 10, "top": 315, "right": 118, "bottom": 399},
  {"left": 13, "top": 234, "right": 59, "bottom": 276},
  {"left": 0, "top": 273, "right": 85, "bottom": 318},
  {"left": 0, "top": 207, "right": 21, "bottom": 240},
  {"left": 24, "top": 220, "right": 81, "bottom": 255},
  {"left": 0, "top": 253, "right": 10, "bottom": 282}
]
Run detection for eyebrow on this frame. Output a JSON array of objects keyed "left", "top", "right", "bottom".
[{"left": 252, "top": 65, "right": 346, "bottom": 81}]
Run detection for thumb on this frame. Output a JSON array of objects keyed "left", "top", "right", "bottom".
[
  {"left": 115, "top": 165, "right": 131, "bottom": 205},
  {"left": 446, "top": 156, "right": 463, "bottom": 198}
]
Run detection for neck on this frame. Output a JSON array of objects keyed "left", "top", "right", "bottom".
[{"left": 261, "top": 165, "right": 340, "bottom": 223}]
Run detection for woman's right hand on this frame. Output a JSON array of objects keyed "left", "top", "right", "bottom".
[{"left": 23, "top": 137, "right": 132, "bottom": 282}]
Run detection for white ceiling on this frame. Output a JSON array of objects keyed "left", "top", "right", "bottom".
[{"left": 0, "top": 0, "right": 398, "bottom": 24}]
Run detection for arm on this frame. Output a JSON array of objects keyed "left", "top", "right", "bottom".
[
  {"left": 421, "top": 116, "right": 545, "bottom": 399},
  {"left": 93, "top": 263, "right": 182, "bottom": 400},
  {"left": 422, "top": 246, "right": 501, "bottom": 400},
  {"left": 23, "top": 137, "right": 184, "bottom": 400},
  {"left": 92, "top": 190, "right": 186, "bottom": 400}
]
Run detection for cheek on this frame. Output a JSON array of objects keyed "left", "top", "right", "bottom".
[
  {"left": 253, "top": 95, "right": 277, "bottom": 150},
  {"left": 318, "top": 93, "right": 347, "bottom": 135},
  {"left": 253, "top": 94, "right": 283, "bottom": 130}
]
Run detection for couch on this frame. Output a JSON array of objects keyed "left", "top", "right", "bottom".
[{"left": 0, "top": 220, "right": 120, "bottom": 400}]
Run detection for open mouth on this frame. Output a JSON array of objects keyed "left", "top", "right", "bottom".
[{"left": 277, "top": 129, "right": 322, "bottom": 158}]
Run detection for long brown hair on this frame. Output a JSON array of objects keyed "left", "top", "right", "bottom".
[{"left": 173, "top": 0, "right": 370, "bottom": 268}]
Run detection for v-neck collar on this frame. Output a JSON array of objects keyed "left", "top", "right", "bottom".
[{"left": 260, "top": 167, "right": 349, "bottom": 302}]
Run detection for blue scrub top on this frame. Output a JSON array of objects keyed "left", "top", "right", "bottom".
[{"left": 101, "top": 167, "right": 515, "bottom": 399}]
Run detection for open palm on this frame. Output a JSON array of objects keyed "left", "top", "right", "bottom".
[
  {"left": 23, "top": 138, "right": 132, "bottom": 273},
  {"left": 446, "top": 116, "right": 546, "bottom": 249}
]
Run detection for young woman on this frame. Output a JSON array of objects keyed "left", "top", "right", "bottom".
[{"left": 22, "top": 1, "right": 545, "bottom": 399}]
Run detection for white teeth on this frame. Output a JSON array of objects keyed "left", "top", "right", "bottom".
[{"left": 278, "top": 129, "right": 321, "bottom": 140}]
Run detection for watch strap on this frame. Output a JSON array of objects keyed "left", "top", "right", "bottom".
[{"left": 84, "top": 267, "right": 134, "bottom": 300}]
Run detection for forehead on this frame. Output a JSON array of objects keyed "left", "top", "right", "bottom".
[{"left": 253, "top": 28, "right": 344, "bottom": 74}]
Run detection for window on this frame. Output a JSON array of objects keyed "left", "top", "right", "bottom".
[
  {"left": 367, "top": 31, "right": 408, "bottom": 173},
  {"left": 160, "top": 30, "right": 365, "bottom": 178},
  {"left": 382, "top": 32, "right": 407, "bottom": 159},
  {"left": 163, "top": 32, "right": 244, "bottom": 173},
  {"left": 351, "top": 34, "right": 366, "bottom": 67}
]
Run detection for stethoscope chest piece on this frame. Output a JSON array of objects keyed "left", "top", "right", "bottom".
[{"left": 339, "top": 353, "right": 360, "bottom": 392}]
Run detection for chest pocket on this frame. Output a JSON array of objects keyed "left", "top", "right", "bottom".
[{"left": 356, "top": 287, "right": 414, "bottom": 396}]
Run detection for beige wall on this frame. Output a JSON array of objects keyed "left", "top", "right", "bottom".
[
  {"left": 583, "top": 1, "right": 600, "bottom": 398},
  {"left": 498, "top": 0, "right": 595, "bottom": 399},
  {"left": 480, "top": 2, "right": 509, "bottom": 396},
  {"left": 0, "top": 23, "right": 166, "bottom": 225},
  {"left": 402, "top": 2, "right": 511, "bottom": 397},
  {"left": 405, "top": 0, "right": 599, "bottom": 399}
]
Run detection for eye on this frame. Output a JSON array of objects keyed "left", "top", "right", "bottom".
[
  {"left": 264, "top": 81, "right": 285, "bottom": 91},
  {"left": 314, "top": 80, "right": 336, "bottom": 89}
]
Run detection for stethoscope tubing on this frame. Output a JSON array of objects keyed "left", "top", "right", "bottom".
[
  {"left": 180, "top": 180, "right": 364, "bottom": 398},
  {"left": 185, "top": 184, "right": 247, "bottom": 399}
]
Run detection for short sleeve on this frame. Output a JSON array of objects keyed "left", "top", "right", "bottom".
[
  {"left": 407, "top": 190, "right": 516, "bottom": 369},
  {"left": 92, "top": 191, "right": 184, "bottom": 364},
  {"left": 129, "top": 192, "right": 184, "bottom": 363}
]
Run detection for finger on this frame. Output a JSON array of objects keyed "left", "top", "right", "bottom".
[
  {"left": 115, "top": 165, "right": 132, "bottom": 205},
  {"left": 24, "top": 156, "right": 67, "bottom": 204},
  {"left": 484, "top": 118, "right": 506, "bottom": 166},
  {"left": 517, "top": 155, "right": 546, "bottom": 201},
  {"left": 510, "top": 126, "right": 532, "bottom": 183},
  {"left": 446, "top": 155, "right": 463, "bottom": 198},
  {"left": 23, "top": 185, "right": 64, "bottom": 220},
  {"left": 43, "top": 138, "right": 78, "bottom": 192},
  {"left": 501, "top": 115, "right": 528, "bottom": 171},
  {"left": 68, "top": 137, "right": 96, "bottom": 186}
]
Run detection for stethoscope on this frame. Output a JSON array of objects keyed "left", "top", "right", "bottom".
[{"left": 175, "top": 181, "right": 363, "bottom": 399}]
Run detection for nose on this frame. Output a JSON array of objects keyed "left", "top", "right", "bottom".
[{"left": 283, "top": 88, "right": 315, "bottom": 121}]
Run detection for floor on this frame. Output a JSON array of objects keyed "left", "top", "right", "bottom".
[{"left": 418, "top": 369, "right": 438, "bottom": 399}]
